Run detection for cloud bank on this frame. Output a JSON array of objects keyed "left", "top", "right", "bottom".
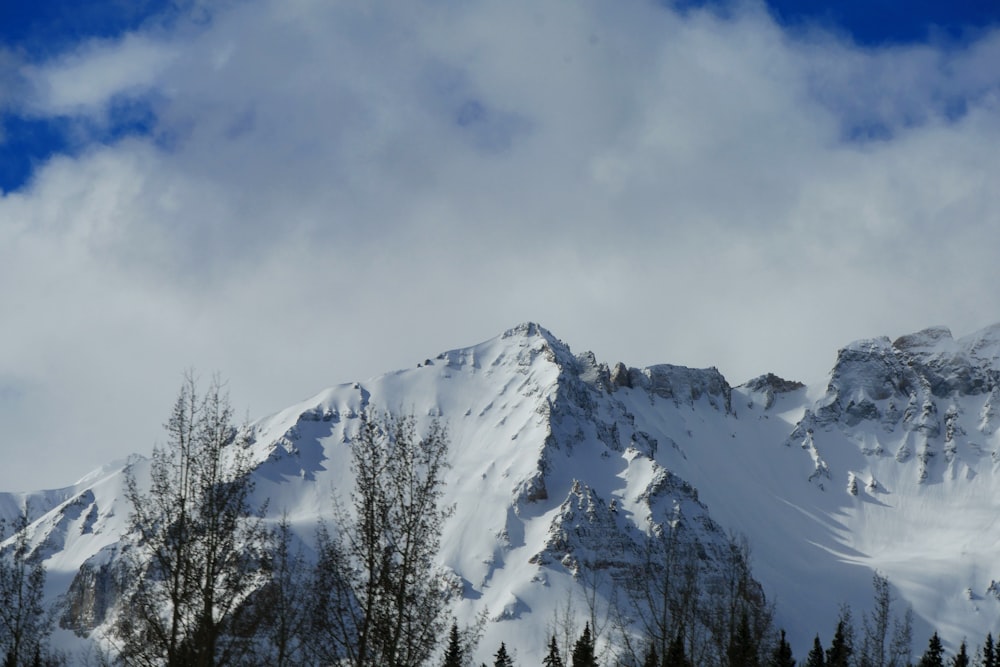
[{"left": 2, "top": 0, "right": 1000, "bottom": 490}]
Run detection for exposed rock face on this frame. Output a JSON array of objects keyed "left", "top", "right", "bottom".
[
  {"left": 618, "top": 364, "right": 733, "bottom": 413},
  {"left": 60, "top": 546, "right": 123, "bottom": 636},
  {"left": 531, "top": 480, "right": 634, "bottom": 572},
  {"left": 610, "top": 362, "right": 632, "bottom": 389},
  {"left": 782, "top": 325, "right": 1000, "bottom": 490},
  {"left": 742, "top": 373, "right": 806, "bottom": 409},
  {"left": 892, "top": 326, "right": 999, "bottom": 397},
  {"left": 530, "top": 463, "right": 733, "bottom": 605},
  {"left": 803, "top": 327, "right": 1000, "bottom": 434}
]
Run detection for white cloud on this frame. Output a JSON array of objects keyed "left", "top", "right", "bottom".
[
  {"left": 26, "top": 34, "right": 178, "bottom": 116},
  {"left": 2, "top": 0, "right": 1000, "bottom": 490}
]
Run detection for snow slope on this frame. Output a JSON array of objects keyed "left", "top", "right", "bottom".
[{"left": 10, "top": 322, "right": 1000, "bottom": 661}]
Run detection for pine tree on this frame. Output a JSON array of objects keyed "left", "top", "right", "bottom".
[
  {"left": 769, "top": 629, "right": 795, "bottom": 667},
  {"left": 985, "top": 633, "right": 997, "bottom": 667},
  {"left": 640, "top": 645, "right": 657, "bottom": 667},
  {"left": 571, "top": 623, "right": 597, "bottom": 667},
  {"left": 443, "top": 622, "right": 463, "bottom": 667},
  {"left": 826, "top": 611, "right": 854, "bottom": 667},
  {"left": 727, "top": 611, "right": 760, "bottom": 667},
  {"left": 805, "top": 635, "right": 826, "bottom": 667},
  {"left": 543, "top": 636, "right": 564, "bottom": 667},
  {"left": 951, "top": 640, "right": 969, "bottom": 667},
  {"left": 917, "top": 632, "right": 944, "bottom": 667},
  {"left": 494, "top": 642, "right": 514, "bottom": 667},
  {"left": 664, "top": 631, "right": 691, "bottom": 667}
]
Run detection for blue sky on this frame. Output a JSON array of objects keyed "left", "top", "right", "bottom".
[
  {"left": 0, "top": 0, "right": 171, "bottom": 191},
  {"left": 763, "top": 0, "right": 999, "bottom": 44},
  {"left": 2, "top": 0, "right": 1000, "bottom": 490}
]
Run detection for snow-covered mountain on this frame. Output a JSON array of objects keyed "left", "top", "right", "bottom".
[{"left": 8, "top": 321, "right": 1000, "bottom": 662}]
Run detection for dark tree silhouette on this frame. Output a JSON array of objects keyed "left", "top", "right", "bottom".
[
  {"left": 826, "top": 608, "right": 854, "bottom": 667},
  {"left": 493, "top": 642, "right": 514, "bottom": 667},
  {"left": 769, "top": 629, "right": 795, "bottom": 667},
  {"left": 443, "top": 622, "right": 463, "bottom": 667},
  {"left": 0, "top": 508, "right": 57, "bottom": 666},
  {"left": 252, "top": 516, "right": 308, "bottom": 667},
  {"left": 664, "top": 630, "right": 692, "bottom": 667},
  {"left": 951, "top": 640, "right": 969, "bottom": 667},
  {"left": 571, "top": 623, "right": 597, "bottom": 667},
  {"left": 114, "top": 374, "right": 269, "bottom": 667},
  {"left": 917, "top": 632, "right": 944, "bottom": 667},
  {"left": 804, "top": 635, "right": 825, "bottom": 667},
  {"left": 304, "top": 412, "right": 452, "bottom": 667},
  {"left": 543, "top": 635, "right": 564, "bottom": 667}
]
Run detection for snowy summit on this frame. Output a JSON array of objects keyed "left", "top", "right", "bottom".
[{"left": 5, "top": 322, "right": 1000, "bottom": 662}]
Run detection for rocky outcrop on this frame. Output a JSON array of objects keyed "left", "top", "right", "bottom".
[
  {"left": 531, "top": 480, "right": 634, "bottom": 573},
  {"left": 742, "top": 373, "right": 806, "bottom": 409},
  {"left": 810, "top": 327, "right": 1000, "bottom": 434},
  {"left": 60, "top": 546, "right": 123, "bottom": 636},
  {"left": 618, "top": 364, "right": 733, "bottom": 413}
]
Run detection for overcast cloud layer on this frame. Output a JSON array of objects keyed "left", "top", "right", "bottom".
[{"left": 2, "top": 0, "right": 1000, "bottom": 491}]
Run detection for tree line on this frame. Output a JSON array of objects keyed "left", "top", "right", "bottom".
[
  {"left": 109, "top": 374, "right": 454, "bottom": 667},
  {"left": 1, "top": 374, "right": 999, "bottom": 665},
  {"left": 2, "top": 374, "right": 450, "bottom": 666}
]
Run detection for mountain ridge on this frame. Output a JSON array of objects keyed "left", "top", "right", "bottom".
[{"left": 9, "top": 321, "right": 1000, "bottom": 662}]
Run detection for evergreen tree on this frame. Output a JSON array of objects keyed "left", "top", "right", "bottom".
[
  {"left": 443, "top": 622, "right": 463, "bottom": 667},
  {"left": 917, "top": 632, "right": 944, "bottom": 667},
  {"left": 727, "top": 611, "right": 760, "bottom": 667},
  {"left": 571, "top": 623, "right": 597, "bottom": 667},
  {"left": 769, "top": 629, "right": 795, "bottom": 667},
  {"left": 805, "top": 635, "right": 826, "bottom": 667},
  {"left": 985, "top": 633, "right": 997, "bottom": 667},
  {"left": 664, "top": 631, "right": 691, "bottom": 667},
  {"left": 494, "top": 642, "right": 514, "bottom": 667},
  {"left": 951, "top": 640, "right": 969, "bottom": 667},
  {"left": 826, "top": 611, "right": 854, "bottom": 667},
  {"left": 543, "top": 635, "right": 564, "bottom": 667},
  {"left": 640, "top": 646, "right": 657, "bottom": 667}
]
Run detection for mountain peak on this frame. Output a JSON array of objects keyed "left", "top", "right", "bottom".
[
  {"left": 500, "top": 322, "right": 575, "bottom": 363},
  {"left": 501, "top": 321, "right": 556, "bottom": 341},
  {"left": 892, "top": 325, "right": 954, "bottom": 353},
  {"left": 29, "top": 321, "right": 1000, "bottom": 663}
]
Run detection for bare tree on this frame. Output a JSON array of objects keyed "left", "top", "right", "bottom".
[
  {"left": 113, "top": 373, "right": 270, "bottom": 667},
  {"left": 888, "top": 606, "right": 913, "bottom": 667},
  {"left": 0, "top": 507, "right": 59, "bottom": 666},
  {"left": 708, "top": 534, "right": 773, "bottom": 667},
  {"left": 610, "top": 520, "right": 771, "bottom": 667},
  {"left": 860, "top": 572, "right": 912, "bottom": 667},
  {"left": 577, "top": 561, "right": 615, "bottom": 653},
  {"left": 617, "top": 526, "right": 688, "bottom": 664},
  {"left": 249, "top": 516, "right": 308, "bottom": 667},
  {"left": 304, "top": 411, "right": 452, "bottom": 667},
  {"left": 860, "top": 572, "right": 891, "bottom": 667},
  {"left": 550, "top": 590, "right": 580, "bottom": 662}
]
